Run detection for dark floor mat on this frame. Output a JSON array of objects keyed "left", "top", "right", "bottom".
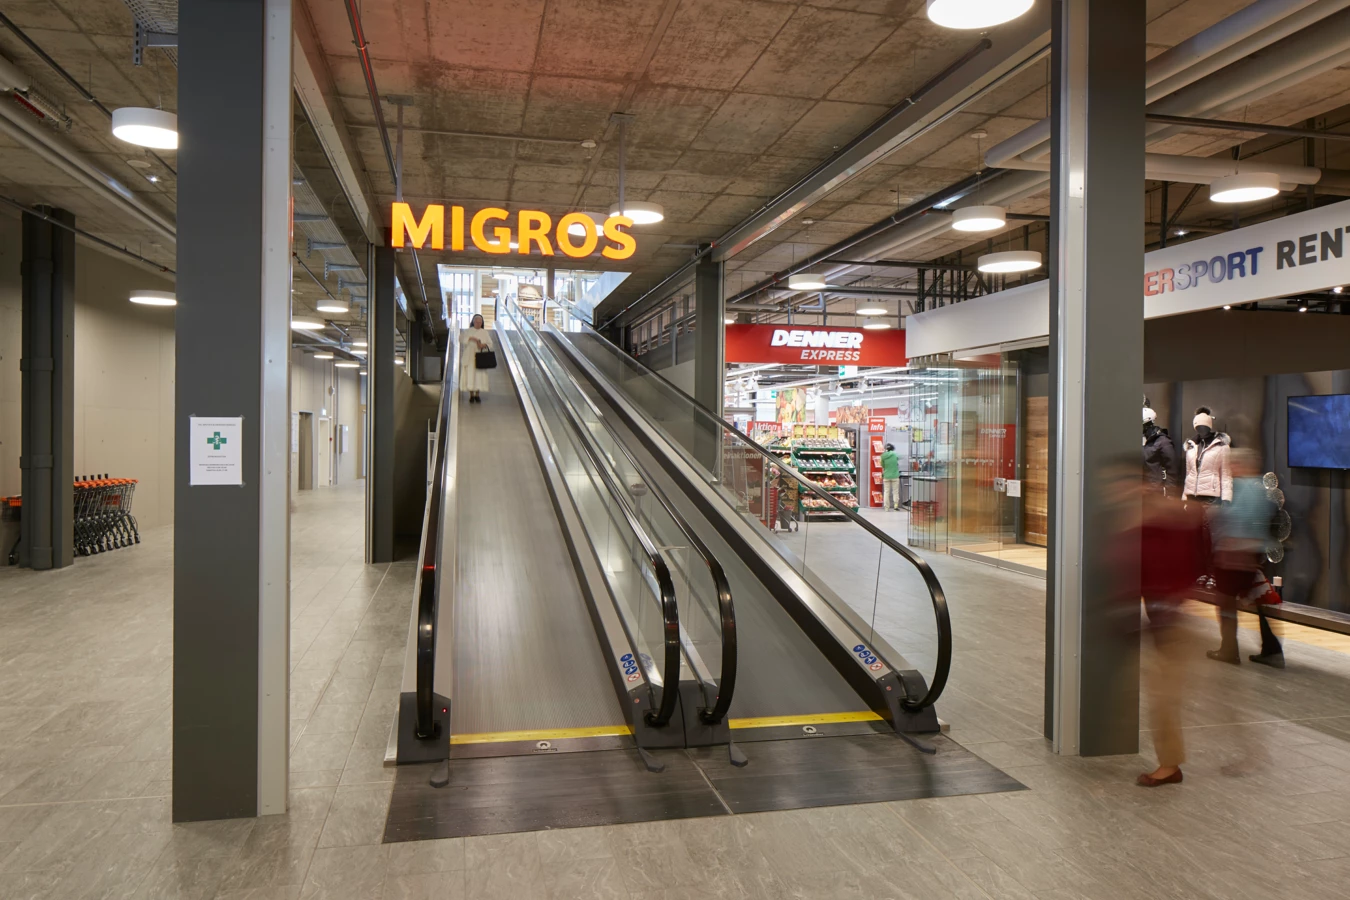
[{"left": 383, "top": 733, "right": 1024, "bottom": 842}]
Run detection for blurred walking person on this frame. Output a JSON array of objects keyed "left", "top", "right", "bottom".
[{"left": 1207, "top": 449, "right": 1282, "bottom": 666}]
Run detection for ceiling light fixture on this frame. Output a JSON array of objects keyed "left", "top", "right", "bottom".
[
  {"left": 951, "top": 205, "right": 1007, "bottom": 233},
  {"left": 335, "top": 361, "right": 360, "bottom": 368},
  {"left": 352, "top": 341, "right": 368, "bottom": 348},
  {"left": 316, "top": 299, "right": 349, "bottom": 314},
  {"left": 567, "top": 212, "right": 606, "bottom": 237},
  {"left": 926, "top": 0, "right": 1033, "bottom": 30},
  {"left": 1210, "top": 171, "right": 1280, "bottom": 204},
  {"left": 1298, "top": 304, "right": 1309, "bottom": 312},
  {"left": 1222, "top": 305, "right": 1232, "bottom": 311},
  {"left": 314, "top": 352, "right": 334, "bottom": 360},
  {"left": 128, "top": 289, "right": 176, "bottom": 306},
  {"left": 610, "top": 200, "right": 664, "bottom": 225},
  {"left": 724, "top": 317, "right": 735, "bottom": 324},
  {"left": 111, "top": 107, "right": 178, "bottom": 150},
  {"left": 788, "top": 273, "right": 827, "bottom": 290},
  {"left": 855, "top": 306, "right": 887, "bottom": 316},
  {"left": 359, "top": 370, "right": 368, "bottom": 375},
  {"left": 863, "top": 322, "right": 891, "bottom": 330},
  {"left": 290, "top": 318, "right": 324, "bottom": 331},
  {"left": 977, "top": 250, "right": 1042, "bottom": 273},
  {"left": 395, "top": 357, "right": 404, "bottom": 365},
  {"left": 1333, "top": 286, "right": 1343, "bottom": 294}
]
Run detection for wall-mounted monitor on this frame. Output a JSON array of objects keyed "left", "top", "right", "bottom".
[{"left": 1288, "top": 394, "right": 1350, "bottom": 469}]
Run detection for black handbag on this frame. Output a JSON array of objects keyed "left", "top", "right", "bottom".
[{"left": 474, "top": 349, "right": 497, "bottom": 370}]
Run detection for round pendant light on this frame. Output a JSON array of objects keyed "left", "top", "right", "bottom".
[
  {"left": 316, "top": 299, "right": 350, "bottom": 314},
  {"left": 111, "top": 107, "right": 178, "bottom": 150},
  {"left": 1209, "top": 171, "right": 1280, "bottom": 204},
  {"left": 609, "top": 200, "right": 664, "bottom": 225},
  {"left": 129, "top": 289, "right": 176, "bottom": 306},
  {"left": 788, "top": 272, "right": 827, "bottom": 291},
  {"left": 290, "top": 317, "right": 324, "bottom": 331},
  {"left": 855, "top": 306, "right": 887, "bottom": 316},
  {"left": 977, "top": 250, "right": 1042, "bottom": 273},
  {"left": 951, "top": 205, "right": 1007, "bottom": 232},
  {"left": 926, "top": 0, "right": 1035, "bottom": 29},
  {"left": 862, "top": 321, "right": 892, "bottom": 330},
  {"left": 567, "top": 212, "right": 607, "bottom": 237}
]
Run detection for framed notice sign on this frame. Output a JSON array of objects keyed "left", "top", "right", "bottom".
[{"left": 190, "top": 416, "right": 244, "bottom": 486}]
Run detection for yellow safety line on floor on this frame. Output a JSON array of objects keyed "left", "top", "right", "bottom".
[
  {"left": 729, "top": 710, "right": 883, "bottom": 730},
  {"left": 450, "top": 724, "right": 633, "bottom": 745}
]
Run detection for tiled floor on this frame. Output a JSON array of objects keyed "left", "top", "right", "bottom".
[{"left": 1, "top": 484, "right": 1348, "bottom": 899}]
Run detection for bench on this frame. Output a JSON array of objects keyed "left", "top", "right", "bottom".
[{"left": 1192, "top": 591, "right": 1350, "bottom": 637}]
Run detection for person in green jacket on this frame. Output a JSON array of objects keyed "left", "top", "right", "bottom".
[{"left": 881, "top": 443, "right": 902, "bottom": 511}]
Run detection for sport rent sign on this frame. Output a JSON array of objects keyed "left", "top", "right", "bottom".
[
  {"left": 390, "top": 202, "right": 636, "bottom": 260},
  {"left": 1143, "top": 198, "right": 1350, "bottom": 317},
  {"left": 725, "top": 324, "right": 907, "bottom": 366}
]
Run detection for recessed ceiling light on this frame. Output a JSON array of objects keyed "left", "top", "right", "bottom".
[
  {"left": 1174, "top": 228, "right": 1189, "bottom": 236},
  {"left": 609, "top": 200, "right": 664, "bottom": 224},
  {"left": 951, "top": 205, "right": 1007, "bottom": 232},
  {"left": 1222, "top": 305, "right": 1232, "bottom": 311},
  {"left": 855, "top": 306, "right": 887, "bottom": 316},
  {"left": 314, "top": 352, "right": 334, "bottom": 359},
  {"left": 111, "top": 107, "right": 178, "bottom": 150},
  {"left": 146, "top": 174, "right": 159, "bottom": 183},
  {"left": 926, "top": 0, "right": 1034, "bottom": 29},
  {"left": 129, "top": 289, "right": 176, "bottom": 306},
  {"left": 1210, "top": 172, "right": 1280, "bottom": 204},
  {"left": 788, "top": 273, "right": 827, "bottom": 290},
  {"left": 977, "top": 250, "right": 1042, "bottom": 273},
  {"left": 291, "top": 318, "right": 324, "bottom": 331}
]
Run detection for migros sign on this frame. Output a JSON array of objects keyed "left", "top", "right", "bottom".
[
  {"left": 389, "top": 202, "right": 636, "bottom": 260},
  {"left": 726, "top": 324, "right": 907, "bottom": 366}
]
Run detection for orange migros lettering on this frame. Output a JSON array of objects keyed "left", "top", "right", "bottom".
[
  {"left": 450, "top": 205, "right": 465, "bottom": 251},
  {"left": 518, "top": 210, "right": 554, "bottom": 256},
  {"left": 391, "top": 202, "right": 444, "bottom": 250},
  {"left": 471, "top": 208, "right": 511, "bottom": 254},
  {"left": 556, "top": 212, "right": 598, "bottom": 258},
  {"left": 601, "top": 215, "right": 635, "bottom": 261}
]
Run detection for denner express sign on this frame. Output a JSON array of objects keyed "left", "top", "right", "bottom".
[{"left": 725, "top": 324, "right": 907, "bottom": 366}]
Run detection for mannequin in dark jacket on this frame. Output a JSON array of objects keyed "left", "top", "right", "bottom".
[{"left": 1142, "top": 407, "right": 1180, "bottom": 496}]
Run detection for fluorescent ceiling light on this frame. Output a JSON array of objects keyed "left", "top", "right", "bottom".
[
  {"left": 855, "top": 306, "right": 887, "bottom": 316},
  {"left": 724, "top": 317, "right": 735, "bottom": 324},
  {"left": 290, "top": 318, "right": 324, "bottom": 331},
  {"left": 926, "top": 0, "right": 1034, "bottom": 29},
  {"left": 314, "top": 352, "right": 334, "bottom": 359},
  {"left": 978, "top": 250, "right": 1042, "bottom": 273},
  {"left": 863, "top": 322, "right": 891, "bottom": 330},
  {"left": 951, "top": 205, "right": 1007, "bottom": 232},
  {"left": 335, "top": 361, "right": 360, "bottom": 368},
  {"left": 788, "top": 273, "right": 827, "bottom": 290},
  {"left": 1209, "top": 172, "right": 1280, "bottom": 204},
  {"left": 111, "top": 107, "right": 178, "bottom": 150},
  {"left": 359, "top": 370, "right": 368, "bottom": 375},
  {"left": 129, "top": 289, "right": 176, "bottom": 306},
  {"left": 609, "top": 200, "right": 664, "bottom": 224},
  {"left": 352, "top": 341, "right": 368, "bottom": 348},
  {"left": 316, "top": 300, "right": 349, "bottom": 313},
  {"left": 567, "top": 213, "right": 606, "bottom": 237}
]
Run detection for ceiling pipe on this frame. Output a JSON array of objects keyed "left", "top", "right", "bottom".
[
  {"left": 0, "top": 95, "right": 176, "bottom": 242},
  {"left": 995, "top": 151, "right": 1322, "bottom": 186},
  {"left": 0, "top": 193, "right": 175, "bottom": 275},
  {"left": 1145, "top": 113, "right": 1350, "bottom": 142}
]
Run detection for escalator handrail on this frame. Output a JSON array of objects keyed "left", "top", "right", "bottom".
[
  {"left": 516, "top": 308, "right": 737, "bottom": 725},
  {"left": 499, "top": 306, "right": 681, "bottom": 729},
  {"left": 415, "top": 321, "right": 460, "bottom": 739},
  {"left": 557, "top": 324, "right": 951, "bottom": 712}
]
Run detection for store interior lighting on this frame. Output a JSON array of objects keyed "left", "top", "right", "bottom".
[
  {"left": 290, "top": 318, "right": 324, "bottom": 331},
  {"left": 926, "top": 0, "right": 1034, "bottom": 29},
  {"left": 1209, "top": 171, "right": 1281, "bottom": 204},
  {"left": 788, "top": 272, "right": 827, "bottom": 290},
  {"left": 335, "top": 361, "right": 360, "bottom": 368},
  {"left": 316, "top": 299, "right": 349, "bottom": 314},
  {"left": 854, "top": 305, "right": 887, "bottom": 316},
  {"left": 609, "top": 200, "right": 664, "bottom": 224},
  {"left": 862, "top": 321, "right": 892, "bottom": 330},
  {"left": 951, "top": 205, "right": 1007, "bottom": 232},
  {"left": 978, "top": 250, "right": 1042, "bottom": 273},
  {"left": 111, "top": 107, "right": 179, "bottom": 149},
  {"left": 313, "top": 352, "right": 334, "bottom": 359},
  {"left": 567, "top": 213, "right": 607, "bottom": 237},
  {"left": 352, "top": 341, "right": 368, "bottom": 348},
  {"left": 129, "top": 289, "right": 176, "bottom": 306}
]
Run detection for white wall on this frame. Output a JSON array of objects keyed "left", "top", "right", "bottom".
[
  {"left": 290, "top": 348, "right": 362, "bottom": 491},
  {"left": 0, "top": 209, "right": 177, "bottom": 528}
]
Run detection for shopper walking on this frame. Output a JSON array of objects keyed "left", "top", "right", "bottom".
[
  {"left": 880, "top": 443, "right": 901, "bottom": 511},
  {"left": 1207, "top": 449, "right": 1282, "bottom": 666},
  {"left": 460, "top": 314, "right": 493, "bottom": 403},
  {"left": 1137, "top": 486, "right": 1205, "bottom": 787}
]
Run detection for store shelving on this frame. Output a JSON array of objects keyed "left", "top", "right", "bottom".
[{"left": 791, "top": 439, "right": 857, "bottom": 519}]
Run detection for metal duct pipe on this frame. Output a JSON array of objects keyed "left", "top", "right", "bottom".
[
  {"left": 0, "top": 97, "right": 176, "bottom": 242},
  {"left": 996, "top": 151, "right": 1322, "bottom": 185}
]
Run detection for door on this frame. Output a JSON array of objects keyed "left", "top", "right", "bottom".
[
  {"left": 298, "top": 411, "right": 314, "bottom": 490},
  {"left": 318, "top": 416, "right": 332, "bottom": 487}
]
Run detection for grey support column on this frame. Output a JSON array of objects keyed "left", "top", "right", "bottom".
[
  {"left": 366, "top": 238, "right": 395, "bottom": 563},
  {"left": 1046, "top": 0, "right": 1144, "bottom": 757},
  {"left": 174, "top": 0, "right": 292, "bottom": 820},
  {"left": 18, "top": 207, "right": 74, "bottom": 570},
  {"left": 693, "top": 253, "right": 724, "bottom": 416}
]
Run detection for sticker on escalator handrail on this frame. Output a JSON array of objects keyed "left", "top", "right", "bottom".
[{"left": 852, "top": 643, "right": 879, "bottom": 667}]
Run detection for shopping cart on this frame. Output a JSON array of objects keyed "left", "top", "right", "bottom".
[{"left": 73, "top": 474, "right": 140, "bottom": 556}]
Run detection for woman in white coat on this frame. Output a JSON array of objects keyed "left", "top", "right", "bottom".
[{"left": 460, "top": 314, "right": 492, "bottom": 403}]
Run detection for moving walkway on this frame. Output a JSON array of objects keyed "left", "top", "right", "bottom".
[{"left": 391, "top": 295, "right": 952, "bottom": 780}]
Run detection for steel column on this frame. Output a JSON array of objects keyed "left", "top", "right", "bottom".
[
  {"left": 173, "top": 0, "right": 292, "bottom": 820},
  {"left": 18, "top": 207, "right": 74, "bottom": 570},
  {"left": 1047, "top": 0, "right": 1144, "bottom": 757},
  {"left": 367, "top": 238, "right": 396, "bottom": 563},
  {"left": 693, "top": 255, "right": 724, "bottom": 416}
]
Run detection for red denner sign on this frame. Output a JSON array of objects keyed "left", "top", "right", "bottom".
[{"left": 725, "top": 324, "right": 907, "bottom": 366}]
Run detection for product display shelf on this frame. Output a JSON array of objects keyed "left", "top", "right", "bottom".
[{"left": 790, "top": 440, "right": 856, "bottom": 519}]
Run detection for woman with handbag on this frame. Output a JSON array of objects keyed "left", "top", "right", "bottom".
[{"left": 460, "top": 313, "right": 495, "bottom": 403}]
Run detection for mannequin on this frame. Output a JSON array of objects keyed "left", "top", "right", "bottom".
[
  {"left": 1142, "top": 405, "right": 1179, "bottom": 496},
  {"left": 1182, "top": 407, "right": 1232, "bottom": 503}
]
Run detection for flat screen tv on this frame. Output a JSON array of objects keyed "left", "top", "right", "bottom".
[{"left": 1288, "top": 394, "right": 1350, "bottom": 469}]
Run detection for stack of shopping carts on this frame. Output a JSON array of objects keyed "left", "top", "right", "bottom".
[{"left": 74, "top": 475, "right": 140, "bottom": 556}]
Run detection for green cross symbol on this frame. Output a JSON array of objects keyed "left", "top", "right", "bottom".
[{"left": 206, "top": 431, "right": 227, "bottom": 450}]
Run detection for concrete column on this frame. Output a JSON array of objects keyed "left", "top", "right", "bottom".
[
  {"left": 174, "top": 0, "right": 292, "bottom": 820},
  {"left": 19, "top": 207, "right": 74, "bottom": 570},
  {"left": 1046, "top": 0, "right": 1144, "bottom": 757},
  {"left": 693, "top": 254, "right": 724, "bottom": 415},
  {"left": 366, "top": 239, "right": 395, "bottom": 563}
]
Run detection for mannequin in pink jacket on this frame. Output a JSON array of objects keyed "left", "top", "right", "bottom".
[{"left": 1182, "top": 408, "right": 1232, "bottom": 502}]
